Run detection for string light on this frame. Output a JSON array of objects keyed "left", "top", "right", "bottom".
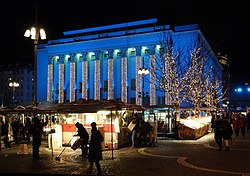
[
  {"left": 108, "top": 52, "right": 114, "bottom": 100},
  {"left": 70, "top": 60, "right": 76, "bottom": 102},
  {"left": 95, "top": 59, "right": 100, "bottom": 100},
  {"left": 59, "top": 56, "right": 65, "bottom": 103},
  {"left": 121, "top": 57, "right": 127, "bottom": 102},
  {"left": 82, "top": 60, "right": 88, "bottom": 100},
  {"left": 47, "top": 61, "right": 53, "bottom": 102}
]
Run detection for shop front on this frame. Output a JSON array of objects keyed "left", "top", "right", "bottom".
[{"left": 44, "top": 99, "right": 145, "bottom": 150}]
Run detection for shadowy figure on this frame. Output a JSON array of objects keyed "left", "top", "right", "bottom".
[
  {"left": 238, "top": 113, "right": 247, "bottom": 137},
  {"left": 30, "top": 116, "right": 48, "bottom": 159},
  {"left": 247, "top": 110, "right": 250, "bottom": 130},
  {"left": 87, "top": 122, "right": 104, "bottom": 175},
  {"left": 0, "top": 119, "right": 11, "bottom": 148},
  {"left": 130, "top": 114, "right": 139, "bottom": 148},
  {"left": 24, "top": 117, "right": 32, "bottom": 144},
  {"left": 220, "top": 114, "right": 233, "bottom": 151},
  {"left": 214, "top": 115, "right": 223, "bottom": 150},
  {"left": 75, "top": 122, "right": 89, "bottom": 158},
  {"left": 232, "top": 114, "right": 240, "bottom": 137},
  {"left": 11, "top": 117, "right": 20, "bottom": 144}
]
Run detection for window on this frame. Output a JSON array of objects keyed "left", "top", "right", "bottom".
[
  {"left": 117, "top": 52, "right": 121, "bottom": 57},
  {"left": 130, "top": 51, "right": 136, "bottom": 56},
  {"left": 130, "top": 98, "right": 136, "bottom": 104},
  {"left": 131, "top": 79, "right": 136, "bottom": 91},
  {"left": 145, "top": 49, "right": 149, "bottom": 54},
  {"left": 79, "top": 82, "right": 82, "bottom": 93},
  {"left": 104, "top": 53, "right": 108, "bottom": 58},
  {"left": 104, "top": 80, "right": 108, "bottom": 92}
]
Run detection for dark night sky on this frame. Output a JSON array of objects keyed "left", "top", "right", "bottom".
[{"left": 1, "top": 0, "right": 249, "bottom": 84}]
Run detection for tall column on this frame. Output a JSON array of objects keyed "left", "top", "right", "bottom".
[
  {"left": 81, "top": 52, "right": 88, "bottom": 100},
  {"left": 94, "top": 51, "right": 101, "bottom": 100},
  {"left": 107, "top": 49, "right": 114, "bottom": 100},
  {"left": 121, "top": 48, "right": 127, "bottom": 103},
  {"left": 47, "top": 56, "right": 54, "bottom": 103},
  {"left": 58, "top": 55, "right": 65, "bottom": 103},
  {"left": 149, "top": 44, "right": 156, "bottom": 106},
  {"left": 69, "top": 53, "right": 76, "bottom": 102},
  {"left": 135, "top": 46, "right": 142, "bottom": 106}
]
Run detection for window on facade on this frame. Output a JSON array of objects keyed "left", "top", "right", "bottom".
[
  {"left": 130, "top": 51, "right": 136, "bottom": 56},
  {"left": 117, "top": 52, "right": 121, "bottom": 57},
  {"left": 145, "top": 49, "right": 149, "bottom": 54},
  {"left": 104, "top": 80, "right": 108, "bottom": 92},
  {"left": 131, "top": 79, "right": 136, "bottom": 91},
  {"left": 79, "top": 82, "right": 82, "bottom": 93},
  {"left": 130, "top": 98, "right": 136, "bottom": 104},
  {"left": 91, "top": 55, "right": 95, "bottom": 60},
  {"left": 104, "top": 53, "right": 108, "bottom": 58}
]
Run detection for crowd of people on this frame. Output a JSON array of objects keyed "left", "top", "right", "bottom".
[
  {"left": 211, "top": 110, "right": 250, "bottom": 151},
  {"left": 0, "top": 116, "right": 33, "bottom": 148}
]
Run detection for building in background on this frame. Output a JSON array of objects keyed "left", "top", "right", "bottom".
[
  {"left": 36, "top": 18, "right": 222, "bottom": 108},
  {"left": 217, "top": 52, "right": 230, "bottom": 108},
  {"left": 0, "top": 63, "right": 34, "bottom": 107}
]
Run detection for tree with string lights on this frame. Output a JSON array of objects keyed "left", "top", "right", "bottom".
[
  {"left": 149, "top": 36, "right": 226, "bottom": 118},
  {"left": 183, "top": 47, "right": 227, "bottom": 115}
]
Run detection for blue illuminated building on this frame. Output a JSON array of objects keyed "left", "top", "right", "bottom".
[{"left": 37, "top": 18, "right": 222, "bottom": 107}]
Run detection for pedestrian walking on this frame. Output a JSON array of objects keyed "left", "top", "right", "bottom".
[
  {"left": 87, "top": 122, "right": 104, "bottom": 175},
  {"left": 30, "top": 116, "right": 48, "bottom": 159},
  {"left": 232, "top": 114, "right": 240, "bottom": 137},
  {"left": 74, "top": 122, "right": 89, "bottom": 158},
  {"left": 238, "top": 113, "right": 247, "bottom": 137},
  {"left": 220, "top": 115, "right": 233, "bottom": 151},
  {"left": 214, "top": 115, "right": 223, "bottom": 150}
]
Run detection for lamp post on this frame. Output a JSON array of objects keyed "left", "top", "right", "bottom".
[
  {"left": 138, "top": 57, "right": 149, "bottom": 108},
  {"left": 24, "top": 27, "right": 46, "bottom": 106},
  {"left": 9, "top": 82, "right": 19, "bottom": 102}
]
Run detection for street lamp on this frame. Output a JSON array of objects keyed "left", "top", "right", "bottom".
[
  {"left": 9, "top": 82, "right": 19, "bottom": 101},
  {"left": 138, "top": 57, "right": 149, "bottom": 107},
  {"left": 24, "top": 27, "right": 46, "bottom": 106}
]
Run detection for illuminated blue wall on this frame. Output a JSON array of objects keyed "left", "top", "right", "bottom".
[{"left": 37, "top": 18, "right": 222, "bottom": 107}]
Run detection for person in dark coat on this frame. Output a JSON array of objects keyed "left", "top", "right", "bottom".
[
  {"left": 87, "top": 122, "right": 104, "bottom": 175},
  {"left": 220, "top": 115, "right": 233, "bottom": 151},
  {"left": 11, "top": 117, "right": 20, "bottom": 144},
  {"left": 75, "top": 122, "right": 89, "bottom": 158},
  {"left": 214, "top": 115, "right": 223, "bottom": 150},
  {"left": 0, "top": 120, "right": 11, "bottom": 148},
  {"left": 30, "top": 116, "right": 48, "bottom": 159}
]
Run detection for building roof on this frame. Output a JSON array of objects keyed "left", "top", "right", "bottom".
[{"left": 44, "top": 99, "right": 145, "bottom": 113}]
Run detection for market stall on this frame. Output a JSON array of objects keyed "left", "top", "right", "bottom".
[{"left": 44, "top": 99, "right": 145, "bottom": 149}]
